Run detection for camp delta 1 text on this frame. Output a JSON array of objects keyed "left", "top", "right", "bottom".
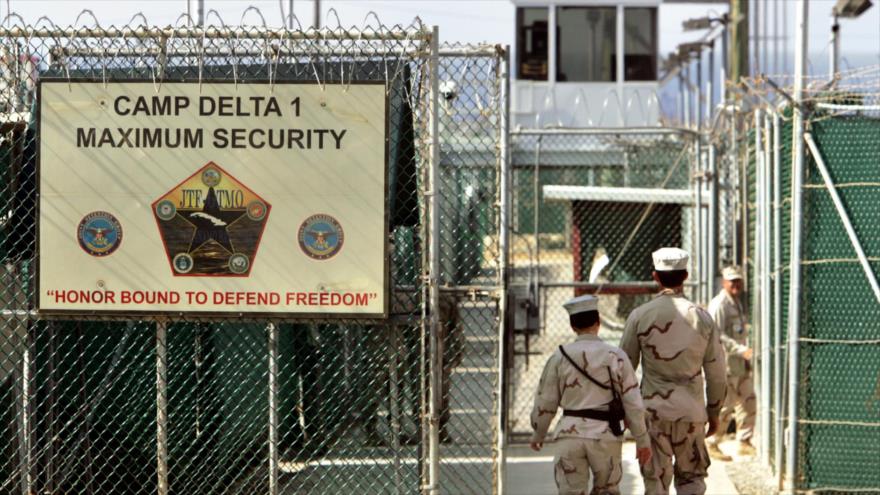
[{"left": 72, "top": 94, "right": 348, "bottom": 150}]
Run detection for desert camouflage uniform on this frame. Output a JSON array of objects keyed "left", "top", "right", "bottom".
[
  {"left": 620, "top": 289, "right": 727, "bottom": 495},
  {"left": 707, "top": 289, "right": 756, "bottom": 443},
  {"left": 531, "top": 334, "right": 650, "bottom": 495}
]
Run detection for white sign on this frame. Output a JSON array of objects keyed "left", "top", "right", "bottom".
[{"left": 39, "top": 81, "right": 388, "bottom": 317}]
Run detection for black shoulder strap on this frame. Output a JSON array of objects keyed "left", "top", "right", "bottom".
[{"left": 558, "top": 345, "right": 610, "bottom": 390}]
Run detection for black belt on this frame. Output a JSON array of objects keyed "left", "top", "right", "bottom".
[{"left": 563, "top": 409, "right": 612, "bottom": 421}]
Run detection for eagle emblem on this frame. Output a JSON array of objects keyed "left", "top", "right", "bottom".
[
  {"left": 77, "top": 211, "right": 123, "bottom": 257},
  {"left": 298, "top": 214, "right": 344, "bottom": 260}
]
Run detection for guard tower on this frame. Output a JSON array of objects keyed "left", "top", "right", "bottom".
[{"left": 512, "top": 0, "right": 661, "bottom": 128}]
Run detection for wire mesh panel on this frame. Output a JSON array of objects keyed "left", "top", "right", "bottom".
[
  {"left": 0, "top": 14, "right": 505, "bottom": 495},
  {"left": 434, "top": 45, "right": 505, "bottom": 494},
  {"left": 740, "top": 67, "right": 880, "bottom": 492},
  {"left": 506, "top": 129, "right": 697, "bottom": 437}
]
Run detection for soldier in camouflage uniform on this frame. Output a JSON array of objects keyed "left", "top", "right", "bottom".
[
  {"left": 531, "top": 294, "right": 652, "bottom": 495},
  {"left": 620, "top": 248, "right": 727, "bottom": 495},
  {"left": 706, "top": 265, "right": 756, "bottom": 459}
]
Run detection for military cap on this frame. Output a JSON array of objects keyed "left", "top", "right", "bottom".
[
  {"left": 563, "top": 294, "right": 599, "bottom": 315},
  {"left": 722, "top": 265, "right": 743, "bottom": 280},
  {"left": 652, "top": 247, "right": 689, "bottom": 271}
]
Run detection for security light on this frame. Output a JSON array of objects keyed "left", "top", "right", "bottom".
[
  {"left": 833, "top": 0, "right": 873, "bottom": 17},
  {"left": 683, "top": 17, "right": 713, "bottom": 31}
]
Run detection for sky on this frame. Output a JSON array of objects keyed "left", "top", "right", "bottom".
[{"left": 5, "top": 0, "right": 880, "bottom": 72}]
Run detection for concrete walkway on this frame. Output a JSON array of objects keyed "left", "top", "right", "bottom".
[{"left": 506, "top": 440, "right": 741, "bottom": 495}]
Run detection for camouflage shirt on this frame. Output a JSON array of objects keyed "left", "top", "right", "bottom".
[
  {"left": 530, "top": 334, "right": 650, "bottom": 449},
  {"left": 620, "top": 289, "right": 727, "bottom": 423},
  {"left": 708, "top": 289, "right": 750, "bottom": 377}
]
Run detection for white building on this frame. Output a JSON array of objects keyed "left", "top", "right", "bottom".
[{"left": 511, "top": 0, "right": 662, "bottom": 128}]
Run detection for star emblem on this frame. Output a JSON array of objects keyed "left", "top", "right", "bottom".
[{"left": 152, "top": 162, "right": 270, "bottom": 276}]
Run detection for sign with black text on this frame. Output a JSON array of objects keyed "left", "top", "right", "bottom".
[{"left": 39, "top": 81, "right": 388, "bottom": 317}]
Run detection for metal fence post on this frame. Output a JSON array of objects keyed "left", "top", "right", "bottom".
[
  {"left": 426, "top": 24, "right": 442, "bottom": 495},
  {"left": 752, "top": 108, "right": 764, "bottom": 450},
  {"left": 772, "top": 108, "right": 785, "bottom": 488},
  {"left": 156, "top": 319, "right": 169, "bottom": 495},
  {"left": 759, "top": 112, "right": 773, "bottom": 462},
  {"left": 494, "top": 45, "right": 510, "bottom": 495},
  {"left": 708, "top": 140, "right": 718, "bottom": 298},
  {"left": 787, "top": 2, "right": 809, "bottom": 490},
  {"left": 268, "top": 322, "right": 278, "bottom": 495},
  {"left": 695, "top": 53, "right": 705, "bottom": 303}
]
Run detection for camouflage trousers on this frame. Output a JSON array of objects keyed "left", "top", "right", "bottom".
[
  {"left": 640, "top": 419, "right": 710, "bottom": 495},
  {"left": 716, "top": 373, "right": 756, "bottom": 443},
  {"left": 553, "top": 437, "right": 623, "bottom": 495}
]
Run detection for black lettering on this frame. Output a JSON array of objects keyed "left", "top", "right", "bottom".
[
  {"left": 98, "top": 128, "right": 115, "bottom": 147},
  {"left": 330, "top": 129, "right": 347, "bottom": 149},
  {"left": 231, "top": 128, "right": 246, "bottom": 149},
  {"left": 117, "top": 128, "right": 134, "bottom": 147},
  {"left": 114, "top": 96, "right": 131, "bottom": 116},
  {"left": 166, "top": 128, "right": 180, "bottom": 148},
  {"left": 287, "top": 129, "right": 304, "bottom": 149},
  {"left": 184, "top": 128, "right": 203, "bottom": 148},
  {"left": 77, "top": 128, "right": 96, "bottom": 147},
  {"left": 313, "top": 129, "right": 328, "bottom": 148},
  {"left": 143, "top": 128, "right": 161, "bottom": 148},
  {"left": 265, "top": 97, "right": 282, "bottom": 117},
  {"left": 175, "top": 96, "right": 190, "bottom": 115},
  {"left": 200, "top": 96, "right": 215, "bottom": 116},
  {"left": 213, "top": 128, "right": 228, "bottom": 147},
  {"left": 249, "top": 128, "right": 265, "bottom": 149},
  {"left": 219, "top": 97, "right": 233, "bottom": 116},
  {"left": 153, "top": 96, "right": 170, "bottom": 116},
  {"left": 133, "top": 96, "right": 149, "bottom": 115}
]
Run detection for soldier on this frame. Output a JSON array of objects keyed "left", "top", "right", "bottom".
[
  {"left": 706, "top": 265, "right": 756, "bottom": 459},
  {"left": 619, "top": 248, "right": 726, "bottom": 495},
  {"left": 530, "top": 294, "right": 652, "bottom": 495}
]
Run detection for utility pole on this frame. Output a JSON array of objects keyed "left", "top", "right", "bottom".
[
  {"left": 729, "top": 0, "right": 750, "bottom": 86},
  {"left": 314, "top": 0, "right": 321, "bottom": 29}
]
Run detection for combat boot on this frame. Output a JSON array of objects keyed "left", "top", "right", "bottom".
[
  {"left": 738, "top": 441, "right": 757, "bottom": 456},
  {"left": 707, "top": 442, "right": 732, "bottom": 462}
]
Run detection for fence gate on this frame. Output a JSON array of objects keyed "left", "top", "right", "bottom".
[
  {"left": 0, "top": 14, "right": 506, "bottom": 495},
  {"left": 504, "top": 128, "right": 698, "bottom": 438}
]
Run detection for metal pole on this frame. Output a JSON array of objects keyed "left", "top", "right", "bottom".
[
  {"left": 754, "top": 0, "right": 761, "bottom": 74},
  {"left": 157, "top": 320, "right": 169, "bottom": 495},
  {"left": 268, "top": 323, "right": 279, "bottom": 495},
  {"left": 683, "top": 64, "right": 691, "bottom": 129},
  {"left": 695, "top": 53, "right": 704, "bottom": 303},
  {"left": 782, "top": 0, "right": 788, "bottom": 73},
  {"left": 772, "top": 108, "right": 785, "bottom": 488},
  {"left": 752, "top": 109, "right": 764, "bottom": 451},
  {"left": 762, "top": 0, "right": 768, "bottom": 73},
  {"left": 426, "top": 24, "right": 441, "bottom": 495},
  {"left": 761, "top": 113, "right": 773, "bottom": 464},
  {"left": 313, "top": 0, "right": 320, "bottom": 29},
  {"left": 774, "top": 0, "right": 780, "bottom": 74},
  {"left": 389, "top": 325, "right": 402, "bottom": 495},
  {"left": 495, "top": 46, "right": 511, "bottom": 495},
  {"left": 829, "top": 14, "right": 840, "bottom": 79},
  {"left": 679, "top": 72, "right": 686, "bottom": 126},
  {"left": 786, "top": 2, "right": 808, "bottom": 490},
  {"left": 707, "top": 39, "right": 718, "bottom": 298},
  {"left": 196, "top": 0, "right": 204, "bottom": 27},
  {"left": 731, "top": 101, "right": 740, "bottom": 266},
  {"left": 805, "top": 133, "right": 880, "bottom": 303}
]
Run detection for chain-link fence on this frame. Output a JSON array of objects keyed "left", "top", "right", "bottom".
[
  {"left": 505, "top": 128, "right": 698, "bottom": 438},
  {"left": 739, "top": 66, "right": 880, "bottom": 493},
  {"left": 0, "top": 13, "right": 506, "bottom": 495}
]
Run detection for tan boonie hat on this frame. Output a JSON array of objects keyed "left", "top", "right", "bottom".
[
  {"left": 652, "top": 247, "right": 689, "bottom": 271},
  {"left": 722, "top": 265, "right": 744, "bottom": 281},
  {"left": 563, "top": 294, "right": 599, "bottom": 315}
]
